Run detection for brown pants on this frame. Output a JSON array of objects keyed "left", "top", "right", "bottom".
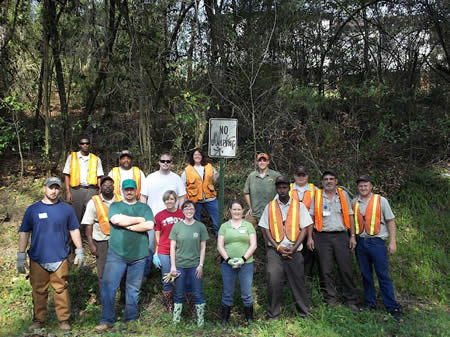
[{"left": 30, "top": 259, "right": 71, "bottom": 322}]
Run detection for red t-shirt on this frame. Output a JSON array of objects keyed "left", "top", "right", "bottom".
[{"left": 155, "top": 209, "right": 185, "bottom": 255}]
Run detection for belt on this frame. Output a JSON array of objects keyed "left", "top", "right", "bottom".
[
  {"left": 357, "top": 236, "right": 383, "bottom": 241},
  {"left": 314, "top": 230, "right": 346, "bottom": 234},
  {"left": 72, "top": 185, "right": 98, "bottom": 190}
]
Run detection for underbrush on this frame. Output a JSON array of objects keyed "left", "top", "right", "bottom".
[{"left": 0, "top": 169, "right": 448, "bottom": 336}]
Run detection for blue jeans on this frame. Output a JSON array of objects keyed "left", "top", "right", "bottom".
[
  {"left": 100, "top": 249, "right": 146, "bottom": 324},
  {"left": 144, "top": 230, "right": 155, "bottom": 277},
  {"left": 160, "top": 254, "right": 193, "bottom": 292},
  {"left": 194, "top": 199, "right": 219, "bottom": 235},
  {"left": 356, "top": 237, "right": 399, "bottom": 311},
  {"left": 173, "top": 266, "right": 204, "bottom": 304},
  {"left": 221, "top": 262, "right": 254, "bottom": 307}
]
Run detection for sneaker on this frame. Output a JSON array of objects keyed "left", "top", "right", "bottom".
[
  {"left": 95, "top": 323, "right": 114, "bottom": 332},
  {"left": 346, "top": 303, "right": 360, "bottom": 313},
  {"left": 28, "top": 321, "right": 44, "bottom": 331},
  {"left": 58, "top": 321, "right": 71, "bottom": 331},
  {"left": 359, "top": 305, "right": 377, "bottom": 312},
  {"left": 389, "top": 308, "right": 403, "bottom": 321}
]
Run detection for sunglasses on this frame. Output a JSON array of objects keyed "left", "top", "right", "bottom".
[
  {"left": 257, "top": 158, "right": 268, "bottom": 162},
  {"left": 160, "top": 160, "right": 171, "bottom": 163},
  {"left": 79, "top": 142, "right": 90, "bottom": 145}
]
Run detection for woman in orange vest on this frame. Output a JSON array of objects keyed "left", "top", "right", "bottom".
[{"left": 181, "top": 148, "right": 219, "bottom": 236}]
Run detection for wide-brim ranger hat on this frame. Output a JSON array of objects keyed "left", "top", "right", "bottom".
[
  {"left": 356, "top": 175, "right": 372, "bottom": 184},
  {"left": 44, "top": 177, "right": 62, "bottom": 188},
  {"left": 122, "top": 179, "right": 137, "bottom": 189}
]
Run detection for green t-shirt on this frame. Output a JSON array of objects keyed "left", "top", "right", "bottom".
[
  {"left": 218, "top": 220, "right": 256, "bottom": 263},
  {"left": 169, "top": 220, "right": 209, "bottom": 268},
  {"left": 108, "top": 201, "right": 154, "bottom": 261}
]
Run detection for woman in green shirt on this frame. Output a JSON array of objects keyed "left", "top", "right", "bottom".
[
  {"left": 217, "top": 200, "right": 257, "bottom": 325},
  {"left": 169, "top": 200, "right": 209, "bottom": 326}
]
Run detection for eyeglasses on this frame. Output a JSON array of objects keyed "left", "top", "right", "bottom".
[
  {"left": 79, "top": 142, "right": 90, "bottom": 145},
  {"left": 160, "top": 160, "right": 171, "bottom": 163}
]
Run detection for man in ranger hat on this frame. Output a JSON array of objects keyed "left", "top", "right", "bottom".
[
  {"left": 289, "top": 165, "right": 318, "bottom": 280},
  {"left": 353, "top": 175, "right": 402, "bottom": 320},
  {"left": 81, "top": 176, "right": 116, "bottom": 291},
  {"left": 17, "top": 177, "right": 85, "bottom": 332},
  {"left": 244, "top": 153, "right": 281, "bottom": 226},
  {"left": 258, "top": 175, "right": 313, "bottom": 319},
  {"left": 95, "top": 179, "right": 154, "bottom": 332},
  {"left": 308, "top": 170, "right": 359, "bottom": 312},
  {"left": 108, "top": 150, "right": 146, "bottom": 201},
  {"left": 63, "top": 135, "right": 104, "bottom": 222}
]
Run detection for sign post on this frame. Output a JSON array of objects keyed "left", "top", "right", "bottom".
[{"left": 208, "top": 118, "right": 238, "bottom": 226}]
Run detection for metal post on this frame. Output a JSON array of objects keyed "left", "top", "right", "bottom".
[{"left": 219, "top": 158, "right": 225, "bottom": 226}]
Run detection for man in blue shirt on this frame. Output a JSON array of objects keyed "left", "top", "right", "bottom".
[{"left": 17, "top": 177, "right": 85, "bottom": 332}]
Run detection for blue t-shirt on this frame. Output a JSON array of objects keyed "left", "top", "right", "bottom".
[{"left": 19, "top": 201, "right": 80, "bottom": 263}]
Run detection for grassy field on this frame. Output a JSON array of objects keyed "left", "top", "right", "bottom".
[{"left": 0, "top": 169, "right": 448, "bottom": 337}]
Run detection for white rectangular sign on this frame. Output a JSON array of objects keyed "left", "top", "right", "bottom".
[{"left": 208, "top": 118, "right": 238, "bottom": 158}]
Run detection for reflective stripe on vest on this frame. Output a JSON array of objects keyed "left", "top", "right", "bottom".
[
  {"left": 268, "top": 199, "right": 300, "bottom": 243},
  {"left": 92, "top": 195, "right": 110, "bottom": 235},
  {"left": 353, "top": 194, "right": 381, "bottom": 235},
  {"left": 289, "top": 183, "right": 315, "bottom": 210},
  {"left": 314, "top": 187, "right": 350, "bottom": 231},
  {"left": 111, "top": 166, "right": 141, "bottom": 201},
  {"left": 185, "top": 163, "right": 216, "bottom": 203},
  {"left": 69, "top": 152, "right": 98, "bottom": 187}
]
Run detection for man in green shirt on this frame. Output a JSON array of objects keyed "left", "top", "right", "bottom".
[
  {"left": 95, "top": 179, "right": 154, "bottom": 332},
  {"left": 243, "top": 153, "right": 281, "bottom": 225}
]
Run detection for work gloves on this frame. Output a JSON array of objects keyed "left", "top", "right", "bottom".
[
  {"left": 17, "top": 252, "right": 29, "bottom": 274},
  {"left": 74, "top": 248, "right": 85, "bottom": 267},
  {"left": 153, "top": 254, "right": 161, "bottom": 269},
  {"left": 228, "top": 257, "right": 245, "bottom": 269}
]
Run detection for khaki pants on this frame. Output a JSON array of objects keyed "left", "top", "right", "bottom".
[{"left": 30, "top": 259, "right": 71, "bottom": 322}]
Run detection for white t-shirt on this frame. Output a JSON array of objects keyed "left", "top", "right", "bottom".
[
  {"left": 107, "top": 167, "right": 146, "bottom": 199},
  {"left": 142, "top": 171, "right": 186, "bottom": 215}
]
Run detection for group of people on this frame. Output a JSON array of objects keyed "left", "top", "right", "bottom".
[{"left": 17, "top": 135, "right": 402, "bottom": 333}]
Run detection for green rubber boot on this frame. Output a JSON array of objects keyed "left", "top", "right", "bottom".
[
  {"left": 195, "top": 303, "right": 205, "bottom": 327},
  {"left": 173, "top": 303, "right": 182, "bottom": 324}
]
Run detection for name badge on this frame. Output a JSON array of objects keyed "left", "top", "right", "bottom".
[
  {"left": 38, "top": 213, "right": 48, "bottom": 219},
  {"left": 323, "top": 211, "right": 331, "bottom": 217},
  {"left": 239, "top": 229, "right": 246, "bottom": 234}
]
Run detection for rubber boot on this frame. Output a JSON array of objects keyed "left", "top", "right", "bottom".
[
  {"left": 221, "top": 304, "right": 231, "bottom": 325},
  {"left": 162, "top": 290, "right": 174, "bottom": 313},
  {"left": 185, "top": 292, "right": 196, "bottom": 318},
  {"left": 244, "top": 305, "right": 253, "bottom": 322},
  {"left": 195, "top": 303, "right": 205, "bottom": 327},
  {"left": 173, "top": 303, "right": 182, "bottom": 324}
]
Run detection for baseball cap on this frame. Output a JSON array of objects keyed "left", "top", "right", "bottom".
[
  {"left": 256, "top": 153, "right": 269, "bottom": 161},
  {"left": 322, "top": 169, "right": 337, "bottom": 179},
  {"left": 275, "top": 175, "right": 290, "bottom": 185},
  {"left": 100, "top": 176, "right": 114, "bottom": 185},
  {"left": 122, "top": 179, "right": 137, "bottom": 190},
  {"left": 356, "top": 175, "right": 372, "bottom": 184},
  {"left": 119, "top": 150, "right": 132, "bottom": 158},
  {"left": 295, "top": 166, "right": 308, "bottom": 176},
  {"left": 44, "top": 177, "right": 62, "bottom": 188}
]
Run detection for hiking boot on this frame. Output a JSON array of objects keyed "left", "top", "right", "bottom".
[
  {"left": 221, "top": 304, "right": 231, "bottom": 325},
  {"left": 95, "top": 323, "right": 114, "bottom": 332},
  {"left": 28, "top": 321, "right": 44, "bottom": 331},
  {"left": 58, "top": 321, "right": 71, "bottom": 331},
  {"left": 389, "top": 308, "right": 403, "bottom": 321}
]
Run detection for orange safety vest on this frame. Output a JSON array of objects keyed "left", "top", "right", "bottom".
[
  {"left": 92, "top": 195, "right": 110, "bottom": 235},
  {"left": 268, "top": 199, "right": 300, "bottom": 243},
  {"left": 69, "top": 152, "right": 98, "bottom": 187},
  {"left": 314, "top": 187, "right": 350, "bottom": 232},
  {"left": 185, "top": 163, "right": 216, "bottom": 203},
  {"left": 289, "top": 183, "right": 315, "bottom": 210},
  {"left": 353, "top": 194, "right": 381, "bottom": 235},
  {"left": 111, "top": 167, "right": 141, "bottom": 201}
]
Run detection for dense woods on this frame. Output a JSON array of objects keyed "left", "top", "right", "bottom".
[{"left": 0, "top": 0, "right": 448, "bottom": 185}]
